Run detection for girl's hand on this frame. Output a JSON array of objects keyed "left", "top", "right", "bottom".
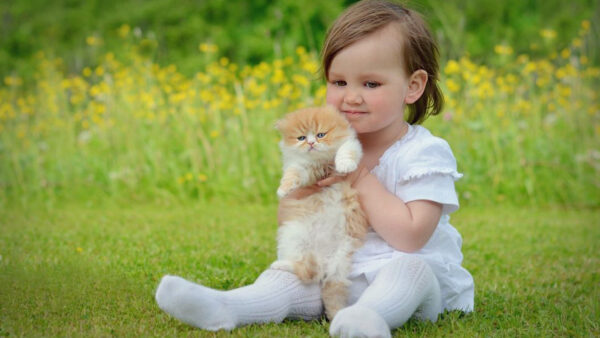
[
  {"left": 277, "top": 184, "right": 322, "bottom": 225},
  {"left": 282, "top": 184, "right": 322, "bottom": 200},
  {"left": 278, "top": 166, "right": 369, "bottom": 225},
  {"left": 317, "top": 165, "right": 370, "bottom": 188}
]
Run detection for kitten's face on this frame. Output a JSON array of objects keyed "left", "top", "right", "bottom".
[{"left": 276, "top": 106, "right": 352, "bottom": 158}]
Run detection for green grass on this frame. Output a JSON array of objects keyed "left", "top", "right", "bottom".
[{"left": 1, "top": 201, "right": 598, "bottom": 336}]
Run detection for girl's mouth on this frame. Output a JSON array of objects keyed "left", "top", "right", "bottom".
[{"left": 343, "top": 110, "right": 366, "bottom": 118}]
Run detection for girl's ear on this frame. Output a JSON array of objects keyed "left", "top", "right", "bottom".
[{"left": 404, "top": 69, "right": 428, "bottom": 104}]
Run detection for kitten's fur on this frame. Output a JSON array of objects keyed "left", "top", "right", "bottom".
[{"left": 273, "top": 105, "right": 368, "bottom": 320}]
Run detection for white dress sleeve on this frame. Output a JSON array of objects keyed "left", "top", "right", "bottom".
[{"left": 392, "top": 132, "right": 462, "bottom": 214}]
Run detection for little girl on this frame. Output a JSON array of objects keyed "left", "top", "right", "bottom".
[{"left": 155, "top": 1, "right": 474, "bottom": 337}]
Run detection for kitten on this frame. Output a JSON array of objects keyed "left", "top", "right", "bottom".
[{"left": 272, "top": 105, "right": 368, "bottom": 320}]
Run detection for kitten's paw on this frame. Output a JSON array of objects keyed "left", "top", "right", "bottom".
[
  {"left": 277, "top": 185, "right": 297, "bottom": 198},
  {"left": 270, "top": 260, "right": 295, "bottom": 273},
  {"left": 335, "top": 156, "right": 359, "bottom": 174},
  {"left": 277, "top": 187, "right": 289, "bottom": 198},
  {"left": 277, "top": 177, "right": 301, "bottom": 198}
]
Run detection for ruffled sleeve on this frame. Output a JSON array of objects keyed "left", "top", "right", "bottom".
[{"left": 372, "top": 126, "right": 463, "bottom": 214}]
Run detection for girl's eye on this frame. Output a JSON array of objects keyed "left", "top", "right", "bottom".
[
  {"left": 365, "top": 81, "right": 380, "bottom": 88},
  {"left": 297, "top": 136, "right": 306, "bottom": 141},
  {"left": 332, "top": 80, "right": 347, "bottom": 87},
  {"left": 316, "top": 132, "right": 326, "bottom": 138}
]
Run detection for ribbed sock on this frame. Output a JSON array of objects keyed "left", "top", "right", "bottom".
[
  {"left": 155, "top": 269, "right": 323, "bottom": 330},
  {"left": 330, "top": 255, "right": 441, "bottom": 337}
]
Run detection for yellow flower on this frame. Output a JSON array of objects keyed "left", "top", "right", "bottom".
[
  {"left": 445, "top": 79, "right": 460, "bottom": 93},
  {"left": 118, "top": 24, "right": 131, "bottom": 38},
  {"left": 536, "top": 77, "right": 550, "bottom": 88},
  {"left": 560, "top": 48, "right": 571, "bottom": 59},
  {"left": 494, "top": 44, "right": 513, "bottom": 56},
  {"left": 86, "top": 36, "right": 101, "bottom": 46},
  {"left": 90, "top": 85, "right": 101, "bottom": 97},
  {"left": 581, "top": 20, "right": 590, "bottom": 31},
  {"left": 469, "top": 73, "right": 482, "bottom": 85},
  {"left": 91, "top": 114, "right": 103, "bottom": 125},
  {"left": 210, "top": 130, "right": 220, "bottom": 138},
  {"left": 540, "top": 29, "right": 557, "bottom": 39},
  {"left": 92, "top": 102, "right": 106, "bottom": 114},
  {"left": 302, "top": 60, "right": 319, "bottom": 74},
  {"left": 523, "top": 62, "right": 537, "bottom": 75},
  {"left": 475, "top": 81, "right": 494, "bottom": 99},
  {"left": 4, "top": 76, "right": 23, "bottom": 86},
  {"left": 315, "top": 85, "right": 327, "bottom": 100},
  {"left": 296, "top": 46, "right": 307, "bottom": 55},
  {"left": 200, "top": 89, "right": 214, "bottom": 102},
  {"left": 76, "top": 247, "right": 84, "bottom": 253},
  {"left": 271, "top": 69, "right": 286, "bottom": 84},
  {"left": 292, "top": 74, "right": 309, "bottom": 87},
  {"left": 580, "top": 56, "right": 589, "bottom": 65},
  {"left": 277, "top": 84, "right": 293, "bottom": 98},
  {"left": 515, "top": 99, "right": 532, "bottom": 112},
  {"left": 516, "top": 55, "right": 529, "bottom": 64},
  {"left": 198, "top": 174, "right": 208, "bottom": 182},
  {"left": 558, "top": 85, "right": 572, "bottom": 98},
  {"left": 444, "top": 60, "right": 460, "bottom": 75},
  {"left": 199, "top": 43, "right": 219, "bottom": 53}
]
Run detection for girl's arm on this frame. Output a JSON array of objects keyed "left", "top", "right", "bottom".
[{"left": 354, "top": 172, "right": 442, "bottom": 252}]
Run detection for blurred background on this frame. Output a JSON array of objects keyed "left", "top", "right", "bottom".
[{"left": 1, "top": 0, "right": 598, "bottom": 207}]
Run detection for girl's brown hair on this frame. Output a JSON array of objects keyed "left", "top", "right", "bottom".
[{"left": 321, "top": 0, "right": 443, "bottom": 124}]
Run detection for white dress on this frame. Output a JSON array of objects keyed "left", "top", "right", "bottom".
[{"left": 349, "top": 124, "right": 475, "bottom": 312}]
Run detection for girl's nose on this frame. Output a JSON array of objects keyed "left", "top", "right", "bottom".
[{"left": 344, "top": 89, "right": 363, "bottom": 105}]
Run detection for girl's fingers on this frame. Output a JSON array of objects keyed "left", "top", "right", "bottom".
[
  {"left": 286, "top": 184, "right": 322, "bottom": 199},
  {"left": 317, "top": 175, "right": 346, "bottom": 187}
]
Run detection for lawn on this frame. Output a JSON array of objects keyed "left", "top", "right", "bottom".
[{"left": 0, "top": 201, "right": 598, "bottom": 336}]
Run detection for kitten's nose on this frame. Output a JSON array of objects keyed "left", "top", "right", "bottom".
[{"left": 308, "top": 141, "right": 315, "bottom": 146}]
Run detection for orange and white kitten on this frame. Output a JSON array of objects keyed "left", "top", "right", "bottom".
[{"left": 272, "top": 105, "right": 368, "bottom": 320}]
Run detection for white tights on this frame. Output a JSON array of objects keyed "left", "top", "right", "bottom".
[{"left": 155, "top": 255, "right": 441, "bottom": 337}]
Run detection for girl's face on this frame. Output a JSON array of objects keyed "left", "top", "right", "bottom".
[{"left": 326, "top": 24, "right": 412, "bottom": 136}]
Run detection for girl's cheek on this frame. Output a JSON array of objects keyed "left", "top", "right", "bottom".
[
  {"left": 325, "top": 87, "right": 340, "bottom": 107},
  {"left": 326, "top": 95, "right": 335, "bottom": 106},
  {"left": 325, "top": 92, "right": 335, "bottom": 106}
]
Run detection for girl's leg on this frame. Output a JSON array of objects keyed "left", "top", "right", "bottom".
[
  {"left": 155, "top": 269, "right": 323, "bottom": 331},
  {"left": 329, "top": 255, "right": 442, "bottom": 338}
]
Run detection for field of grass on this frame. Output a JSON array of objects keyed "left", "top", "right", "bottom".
[{"left": 0, "top": 202, "right": 598, "bottom": 336}]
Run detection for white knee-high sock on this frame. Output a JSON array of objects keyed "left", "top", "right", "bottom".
[
  {"left": 330, "top": 255, "right": 441, "bottom": 337},
  {"left": 155, "top": 269, "right": 322, "bottom": 331}
]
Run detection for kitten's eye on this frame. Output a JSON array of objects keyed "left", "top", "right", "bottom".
[
  {"left": 365, "top": 81, "right": 380, "bottom": 88},
  {"left": 297, "top": 136, "right": 306, "bottom": 141},
  {"left": 316, "top": 132, "right": 327, "bottom": 138}
]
